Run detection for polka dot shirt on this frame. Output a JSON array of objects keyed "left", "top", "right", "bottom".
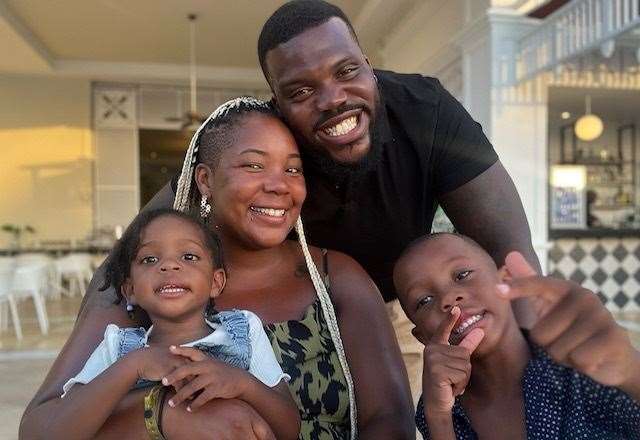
[{"left": 416, "top": 341, "right": 640, "bottom": 439}]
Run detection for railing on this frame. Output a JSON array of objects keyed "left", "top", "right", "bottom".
[{"left": 517, "top": 0, "right": 640, "bottom": 81}]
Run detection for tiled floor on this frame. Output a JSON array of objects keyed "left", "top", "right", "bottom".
[{"left": 1, "top": 296, "right": 639, "bottom": 440}]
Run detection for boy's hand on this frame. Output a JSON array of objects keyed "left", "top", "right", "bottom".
[
  {"left": 422, "top": 306, "right": 485, "bottom": 415},
  {"left": 161, "top": 345, "right": 253, "bottom": 411},
  {"left": 499, "top": 251, "right": 640, "bottom": 394}
]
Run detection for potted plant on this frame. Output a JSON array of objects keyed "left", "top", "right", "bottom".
[{"left": 1, "top": 224, "right": 36, "bottom": 250}]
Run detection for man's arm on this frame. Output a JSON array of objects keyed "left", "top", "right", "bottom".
[
  {"left": 20, "top": 182, "right": 176, "bottom": 439},
  {"left": 439, "top": 161, "right": 540, "bottom": 328}
]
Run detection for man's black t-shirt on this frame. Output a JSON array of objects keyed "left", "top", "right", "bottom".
[
  {"left": 300, "top": 70, "right": 498, "bottom": 301},
  {"left": 172, "top": 70, "right": 498, "bottom": 302}
]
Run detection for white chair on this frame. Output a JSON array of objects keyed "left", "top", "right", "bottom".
[
  {"left": 12, "top": 262, "right": 50, "bottom": 335},
  {"left": 16, "top": 253, "right": 61, "bottom": 299},
  {"left": 0, "top": 260, "right": 22, "bottom": 340},
  {"left": 55, "top": 253, "right": 94, "bottom": 297}
]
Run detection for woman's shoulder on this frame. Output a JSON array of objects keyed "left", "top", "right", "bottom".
[
  {"left": 297, "top": 243, "right": 364, "bottom": 275},
  {"left": 314, "top": 248, "right": 382, "bottom": 307}
]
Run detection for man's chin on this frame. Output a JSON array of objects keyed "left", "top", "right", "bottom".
[{"left": 328, "top": 141, "right": 371, "bottom": 165}]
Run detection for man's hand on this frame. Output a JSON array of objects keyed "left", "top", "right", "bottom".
[
  {"left": 498, "top": 251, "right": 640, "bottom": 394},
  {"left": 422, "top": 306, "right": 485, "bottom": 415}
]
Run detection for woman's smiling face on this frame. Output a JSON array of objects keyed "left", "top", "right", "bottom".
[{"left": 203, "top": 113, "right": 306, "bottom": 250}]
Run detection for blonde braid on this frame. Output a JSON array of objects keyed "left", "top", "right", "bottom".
[
  {"left": 173, "top": 122, "right": 204, "bottom": 212},
  {"left": 295, "top": 217, "right": 358, "bottom": 439}
]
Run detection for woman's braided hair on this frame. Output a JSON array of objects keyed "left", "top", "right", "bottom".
[
  {"left": 173, "top": 96, "right": 275, "bottom": 215},
  {"left": 174, "top": 96, "right": 358, "bottom": 438}
]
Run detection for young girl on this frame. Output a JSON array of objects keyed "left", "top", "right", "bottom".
[
  {"left": 394, "top": 232, "right": 640, "bottom": 440},
  {"left": 56, "top": 208, "right": 300, "bottom": 440}
]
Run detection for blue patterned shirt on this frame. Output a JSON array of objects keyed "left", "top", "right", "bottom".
[{"left": 416, "top": 341, "right": 640, "bottom": 439}]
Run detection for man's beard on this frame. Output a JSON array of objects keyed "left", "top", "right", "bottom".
[{"left": 300, "top": 101, "right": 384, "bottom": 184}]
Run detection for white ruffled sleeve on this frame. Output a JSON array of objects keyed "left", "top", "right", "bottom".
[
  {"left": 61, "top": 324, "right": 122, "bottom": 397},
  {"left": 245, "top": 311, "right": 290, "bottom": 387}
]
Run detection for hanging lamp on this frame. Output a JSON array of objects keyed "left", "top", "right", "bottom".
[{"left": 574, "top": 95, "right": 603, "bottom": 142}]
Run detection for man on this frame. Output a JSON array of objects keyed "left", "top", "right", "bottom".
[{"left": 254, "top": 0, "right": 539, "bottom": 398}]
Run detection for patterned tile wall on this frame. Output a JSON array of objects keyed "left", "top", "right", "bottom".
[{"left": 548, "top": 238, "right": 640, "bottom": 312}]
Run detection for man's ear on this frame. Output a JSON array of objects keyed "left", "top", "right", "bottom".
[
  {"left": 497, "top": 264, "right": 513, "bottom": 283},
  {"left": 210, "top": 268, "right": 226, "bottom": 300},
  {"left": 411, "top": 326, "right": 427, "bottom": 345},
  {"left": 269, "top": 96, "right": 282, "bottom": 115}
]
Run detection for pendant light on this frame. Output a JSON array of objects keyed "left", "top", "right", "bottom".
[{"left": 574, "top": 95, "right": 603, "bottom": 142}]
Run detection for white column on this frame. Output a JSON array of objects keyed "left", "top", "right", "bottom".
[
  {"left": 93, "top": 86, "right": 139, "bottom": 232},
  {"left": 457, "top": 9, "right": 550, "bottom": 271}
]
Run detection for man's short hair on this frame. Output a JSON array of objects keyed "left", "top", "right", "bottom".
[{"left": 257, "top": 0, "right": 359, "bottom": 79}]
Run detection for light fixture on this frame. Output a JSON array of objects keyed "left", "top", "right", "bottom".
[
  {"left": 561, "top": 111, "right": 571, "bottom": 120},
  {"left": 574, "top": 95, "right": 603, "bottom": 141}
]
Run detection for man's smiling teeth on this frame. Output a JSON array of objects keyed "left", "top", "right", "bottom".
[
  {"left": 453, "top": 313, "right": 484, "bottom": 334},
  {"left": 250, "top": 206, "right": 286, "bottom": 217},
  {"left": 324, "top": 115, "right": 357, "bottom": 137}
]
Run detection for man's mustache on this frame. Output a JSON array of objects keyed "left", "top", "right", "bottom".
[{"left": 313, "top": 103, "right": 367, "bottom": 131}]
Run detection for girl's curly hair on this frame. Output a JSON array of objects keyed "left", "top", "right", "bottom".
[{"left": 100, "top": 208, "right": 223, "bottom": 303}]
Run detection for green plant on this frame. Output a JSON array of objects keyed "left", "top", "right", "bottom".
[{"left": 1, "top": 224, "right": 36, "bottom": 247}]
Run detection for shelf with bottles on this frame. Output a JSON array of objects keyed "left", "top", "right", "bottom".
[
  {"left": 586, "top": 162, "right": 634, "bottom": 186},
  {"left": 588, "top": 182, "right": 634, "bottom": 187},
  {"left": 591, "top": 204, "right": 635, "bottom": 210}
]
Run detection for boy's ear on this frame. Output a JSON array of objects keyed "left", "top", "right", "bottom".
[
  {"left": 497, "top": 264, "right": 513, "bottom": 283},
  {"left": 411, "top": 326, "right": 427, "bottom": 345},
  {"left": 121, "top": 278, "right": 135, "bottom": 304},
  {"left": 210, "top": 268, "right": 226, "bottom": 299}
]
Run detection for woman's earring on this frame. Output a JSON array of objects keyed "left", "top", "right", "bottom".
[
  {"left": 125, "top": 300, "right": 135, "bottom": 320},
  {"left": 200, "top": 194, "right": 212, "bottom": 219}
]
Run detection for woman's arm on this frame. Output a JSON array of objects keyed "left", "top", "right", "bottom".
[
  {"left": 19, "top": 267, "right": 135, "bottom": 439},
  {"left": 93, "top": 389, "right": 276, "bottom": 440},
  {"left": 163, "top": 346, "right": 300, "bottom": 440},
  {"left": 327, "top": 251, "right": 415, "bottom": 439},
  {"left": 47, "top": 344, "right": 196, "bottom": 440},
  {"left": 20, "top": 183, "right": 175, "bottom": 439},
  {"left": 45, "top": 353, "right": 141, "bottom": 439}
]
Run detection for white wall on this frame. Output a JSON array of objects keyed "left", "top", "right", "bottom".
[
  {"left": 0, "top": 74, "right": 93, "bottom": 247},
  {"left": 381, "top": 0, "right": 467, "bottom": 74}
]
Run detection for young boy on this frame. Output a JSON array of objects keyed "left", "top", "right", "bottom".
[{"left": 393, "top": 232, "right": 640, "bottom": 439}]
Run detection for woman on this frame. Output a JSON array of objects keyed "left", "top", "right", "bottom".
[{"left": 21, "top": 98, "right": 414, "bottom": 439}]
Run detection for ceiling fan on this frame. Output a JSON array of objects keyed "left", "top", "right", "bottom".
[{"left": 166, "top": 14, "right": 206, "bottom": 129}]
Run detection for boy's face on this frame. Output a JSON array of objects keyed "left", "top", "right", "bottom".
[{"left": 394, "top": 235, "right": 515, "bottom": 356}]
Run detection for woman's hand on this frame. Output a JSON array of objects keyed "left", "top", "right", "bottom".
[
  {"left": 422, "top": 306, "right": 485, "bottom": 415},
  {"left": 163, "top": 398, "right": 276, "bottom": 440},
  {"left": 161, "top": 346, "right": 252, "bottom": 411}
]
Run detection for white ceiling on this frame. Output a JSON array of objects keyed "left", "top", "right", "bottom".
[
  {"left": 4, "top": 0, "right": 371, "bottom": 67},
  {"left": 1, "top": 0, "right": 428, "bottom": 86}
]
